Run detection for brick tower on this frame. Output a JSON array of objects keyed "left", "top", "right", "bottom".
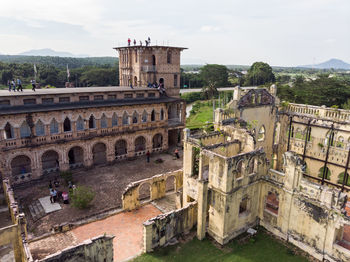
[{"left": 114, "top": 45, "right": 187, "bottom": 97}]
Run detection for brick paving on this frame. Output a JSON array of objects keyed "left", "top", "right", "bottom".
[
  {"left": 29, "top": 204, "right": 162, "bottom": 262},
  {"left": 15, "top": 152, "right": 182, "bottom": 237}
]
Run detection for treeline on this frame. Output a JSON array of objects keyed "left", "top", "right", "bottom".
[
  {"left": 0, "top": 55, "right": 118, "bottom": 68},
  {"left": 0, "top": 62, "right": 119, "bottom": 88},
  {"left": 277, "top": 75, "right": 350, "bottom": 109}
]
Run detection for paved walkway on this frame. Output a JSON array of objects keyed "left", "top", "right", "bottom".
[{"left": 29, "top": 204, "right": 162, "bottom": 261}]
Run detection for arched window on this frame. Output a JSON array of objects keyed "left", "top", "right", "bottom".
[
  {"left": 336, "top": 136, "right": 345, "bottom": 148},
  {"left": 167, "top": 50, "right": 172, "bottom": 64},
  {"left": 20, "top": 121, "right": 31, "bottom": 138},
  {"left": 152, "top": 133, "right": 163, "bottom": 148},
  {"left": 160, "top": 109, "right": 164, "bottom": 120},
  {"left": 132, "top": 111, "right": 138, "bottom": 124},
  {"left": 100, "top": 114, "right": 108, "bottom": 129},
  {"left": 89, "top": 115, "right": 96, "bottom": 129},
  {"left": 122, "top": 112, "right": 129, "bottom": 125},
  {"left": 35, "top": 120, "right": 45, "bottom": 136},
  {"left": 142, "top": 110, "right": 147, "bottom": 123},
  {"left": 151, "top": 109, "right": 155, "bottom": 121},
  {"left": 325, "top": 131, "right": 335, "bottom": 146},
  {"left": 76, "top": 116, "right": 85, "bottom": 131},
  {"left": 4, "top": 122, "right": 14, "bottom": 139},
  {"left": 63, "top": 117, "right": 71, "bottom": 132},
  {"left": 258, "top": 126, "right": 265, "bottom": 141},
  {"left": 50, "top": 119, "right": 59, "bottom": 134},
  {"left": 338, "top": 172, "right": 350, "bottom": 186},
  {"left": 318, "top": 166, "right": 331, "bottom": 180},
  {"left": 112, "top": 113, "right": 118, "bottom": 127}
]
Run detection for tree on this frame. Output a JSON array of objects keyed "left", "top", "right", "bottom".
[
  {"left": 244, "top": 62, "right": 275, "bottom": 86},
  {"left": 200, "top": 64, "right": 228, "bottom": 99}
]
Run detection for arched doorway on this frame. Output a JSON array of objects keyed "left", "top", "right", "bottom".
[
  {"left": 11, "top": 155, "right": 31, "bottom": 176},
  {"left": 139, "top": 183, "right": 151, "bottom": 202},
  {"left": 135, "top": 136, "right": 146, "bottom": 153},
  {"left": 152, "top": 133, "right": 163, "bottom": 149},
  {"left": 92, "top": 142, "right": 107, "bottom": 165},
  {"left": 115, "top": 139, "right": 127, "bottom": 158},
  {"left": 165, "top": 175, "right": 175, "bottom": 193},
  {"left": 42, "top": 150, "right": 59, "bottom": 174},
  {"left": 68, "top": 146, "right": 84, "bottom": 168}
]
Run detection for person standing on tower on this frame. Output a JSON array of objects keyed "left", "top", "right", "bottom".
[
  {"left": 148, "top": 37, "right": 151, "bottom": 45},
  {"left": 16, "top": 78, "right": 23, "bottom": 92},
  {"left": 133, "top": 39, "right": 136, "bottom": 45},
  {"left": 128, "top": 38, "right": 131, "bottom": 46}
]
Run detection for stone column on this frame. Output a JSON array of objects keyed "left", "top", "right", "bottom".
[
  {"left": 197, "top": 180, "right": 208, "bottom": 240},
  {"left": 143, "top": 221, "right": 154, "bottom": 252}
]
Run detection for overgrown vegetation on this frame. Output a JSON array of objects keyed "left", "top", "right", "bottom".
[
  {"left": 132, "top": 230, "right": 308, "bottom": 262},
  {"left": 186, "top": 101, "right": 214, "bottom": 130},
  {"left": 71, "top": 186, "right": 95, "bottom": 209}
]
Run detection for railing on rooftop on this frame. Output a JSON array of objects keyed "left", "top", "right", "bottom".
[{"left": 141, "top": 65, "right": 156, "bottom": 72}]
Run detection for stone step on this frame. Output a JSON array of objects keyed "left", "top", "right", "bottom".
[{"left": 28, "top": 200, "right": 46, "bottom": 221}]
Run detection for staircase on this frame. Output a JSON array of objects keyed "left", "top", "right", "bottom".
[{"left": 28, "top": 200, "right": 46, "bottom": 221}]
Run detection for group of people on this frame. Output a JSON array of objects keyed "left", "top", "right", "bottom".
[
  {"left": 147, "top": 82, "right": 166, "bottom": 96},
  {"left": 49, "top": 178, "right": 76, "bottom": 205},
  {"left": 7, "top": 79, "right": 37, "bottom": 92},
  {"left": 128, "top": 37, "right": 151, "bottom": 47}
]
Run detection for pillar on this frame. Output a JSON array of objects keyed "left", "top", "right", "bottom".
[{"left": 197, "top": 180, "right": 208, "bottom": 240}]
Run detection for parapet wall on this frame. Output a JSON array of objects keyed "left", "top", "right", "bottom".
[
  {"left": 122, "top": 169, "right": 183, "bottom": 211},
  {"left": 143, "top": 202, "right": 197, "bottom": 252},
  {"left": 38, "top": 235, "right": 114, "bottom": 262}
]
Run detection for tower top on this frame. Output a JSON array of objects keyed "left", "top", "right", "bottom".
[{"left": 113, "top": 45, "right": 187, "bottom": 51}]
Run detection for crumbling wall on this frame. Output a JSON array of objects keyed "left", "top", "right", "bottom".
[
  {"left": 122, "top": 169, "right": 183, "bottom": 211},
  {"left": 1, "top": 179, "right": 33, "bottom": 262},
  {"left": 143, "top": 202, "right": 197, "bottom": 252},
  {"left": 39, "top": 235, "right": 114, "bottom": 262}
]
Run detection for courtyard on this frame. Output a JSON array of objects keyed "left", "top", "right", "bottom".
[{"left": 14, "top": 151, "right": 182, "bottom": 237}]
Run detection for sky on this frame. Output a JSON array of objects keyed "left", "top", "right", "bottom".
[{"left": 0, "top": 0, "right": 349, "bottom": 66}]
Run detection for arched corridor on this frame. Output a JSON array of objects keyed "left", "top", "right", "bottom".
[
  {"left": 93, "top": 143, "right": 107, "bottom": 165},
  {"left": 68, "top": 146, "right": 84, "bottom": 168},
  {"left": 11, "top": 155, "right": 31, "bottom": 176},
  {"left": 42, "top": 150, "right": 59, "bottom": 174}
]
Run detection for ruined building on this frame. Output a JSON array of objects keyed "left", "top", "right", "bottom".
[
  {"left": 179, "top": 86, "right": 350, "bottom": 261},
  {"left": 0, "top": 45, "right": 186, "bottom": 184}
]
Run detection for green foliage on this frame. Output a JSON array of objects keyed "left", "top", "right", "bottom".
[
  {"left": 132, "top": 230, "right": 308, "bottom": 262},
  {"left": 337, "top": 172, "right": 350, "bottom": 186},
  {"left": 192, "top": 147, "right": 200, "bottom": 177},
  {"left": 318, "top": 167, "right": 331, "bottom": 180},
  {"left": 245, "top": 62, "right": 275, "bottom": 86},
  {"left": 60, "top": 171, "right": 73, "bottom": 185},
  {"left": 342, "top": 99, "right": 350, "bottom": 110},
  {"left": 71, "top": 186, "right": 95, "bottom": 209},
  {"left": 186, "top": 102, "right": 213, "bottom": 130},
  {"left": 200, "top": 64, "right": 228, "bottom": 99},
  {"left": 180, "top": 92, "right": 202, "bottom": 104}
]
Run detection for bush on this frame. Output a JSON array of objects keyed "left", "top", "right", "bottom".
[
  {"left": 71, "top": 186, "right": 95, "bottom": 209},
  {"left": 60, "top": 171, "right": 73, "bottom": 185}
]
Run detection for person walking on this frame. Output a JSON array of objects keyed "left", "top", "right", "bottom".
[
  {"left": 16, "top": 78, "right": 23, "bottom": 92},
  {"left": 50, "top": 188, "right": 57, "bottom": 203},
  {"left": 11, "top": 79, "right": 16, "bottom": 91},
  {"left": 146, "top": 150, "right": 150, "bottom": 163},
  {"left": 7, "top": 80, "right": 11, "bottom": 92},
  {"left": 174, "top": 148, "right": 180, "bottom": 159},
  {"left": 31, "top": 79, "right": 36, "bottom": 91}
]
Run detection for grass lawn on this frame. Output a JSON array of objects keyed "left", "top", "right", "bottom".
[
  {"left": 186, "top": 104, "right": 213, "bottom": 130},
  {"left": 132, "top": 231, "right": 309, "bottom": 262}
]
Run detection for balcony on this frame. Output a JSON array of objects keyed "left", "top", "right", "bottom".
[{"left": 141, "top": 65, "right": 156, "bottom": 72}]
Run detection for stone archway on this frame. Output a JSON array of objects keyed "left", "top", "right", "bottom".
[
  {"left": 165, "top": 175, "right": 176, "bottom": 193},
  {"left": 152, "top": 133, "right": 163, "bottom": 149},
  {"left": 115, "top": 139, "right": 127, "bottom": 157},
  {"left": 139, "top": 183, "right": 151, "bottom": 202},
  {"left": 135, "top": 136, "right": 146, "bottom": 153},
  {"left": 11, "top": 155, "right": 31, "bottom": 176},
  {"left": 42, "top": 150, "right": 59, "bottom": 174},
  {"left": 68, "top": 146, "right": 84, "bottom": 167},
  {"left": 92, "top": 142, "right": 107, "bottom": 165}
]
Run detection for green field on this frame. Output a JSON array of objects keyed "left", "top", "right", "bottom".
[
  {"left": 132, "top": 231, "right": 309, "bottom": 262},
  {"left": 186, "top": 103, "right": 213, "bottom": 130}
]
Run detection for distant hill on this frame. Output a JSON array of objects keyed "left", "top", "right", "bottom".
[
  {"left": 299, "top": 59, "right": 350, "bottom": 70},
  {"left": 18, "top": 48, "right": 88, "bottom": 57},
  {"left": 0, "top": 55, "right": 118, "bottom": 69}
]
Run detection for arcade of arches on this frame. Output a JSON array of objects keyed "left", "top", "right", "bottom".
[{"left": 6, "top": 132, "right": 169, "bottom": 181}]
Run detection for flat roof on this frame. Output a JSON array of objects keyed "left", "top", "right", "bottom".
[
  {"left": 0, "top": 96, "right": 183, "bottom": 116},
  {"left": 114, "top": 45, "right": 187, "bottom": 51},
  {"left": 0, "top": 86, "right": 154, "bottom": 97}
]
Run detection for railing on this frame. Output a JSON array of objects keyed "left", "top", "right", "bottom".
[
  {"left": 13, "top": 172, "right": 32, "bottom": 184},
  {"left": 152, "top": 147, "right": 162, "bottom": 153},
  {"left": 266, "top": 169, "right": 285, "bottom": 184},
  {"left": 141, "top": 65, "right": 156, "bottom": 72},
  {"left": 286, "top": 103, "right": 350, "bottom": 122}
]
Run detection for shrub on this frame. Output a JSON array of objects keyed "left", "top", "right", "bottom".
[
  {"left": 60, "top": 171, "right": 73, "bottom": 185},
  {"left": 71, "top": 186, "right": 95, "bottom": 209}
]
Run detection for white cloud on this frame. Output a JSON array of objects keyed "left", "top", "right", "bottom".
[{"left": 200, "top": 26, "right": 221, "bottom": 33}]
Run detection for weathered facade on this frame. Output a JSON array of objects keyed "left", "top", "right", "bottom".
[
  {"left": 0, "top": 45, "right": 186, "bottom": 186},
  {"left": 178, "top": 85, "right": 350, "bottom": 261}
]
